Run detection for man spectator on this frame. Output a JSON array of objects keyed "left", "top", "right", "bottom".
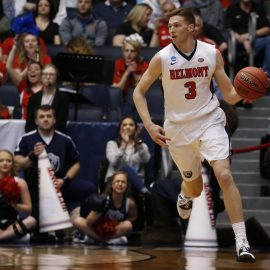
[
  {"left": 59, "top": 0, "right": 108, "bottom": 46},
  {"left": 225, "top": 0, "right": 270, "bottom": 76},
  {"left": 93, "top": 0, "right": 133, "bottom": 45},
  {"left": 14, "top": 105, "right": 81, "bottom": 232}
]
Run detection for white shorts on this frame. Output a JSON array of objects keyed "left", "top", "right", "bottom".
[{"left": 164, "top": 107, "right": 229, "bottom": 182}]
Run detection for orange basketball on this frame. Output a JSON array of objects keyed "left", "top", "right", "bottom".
[{"left": 233, "top": 67, "right": 269, "bottom": 100}]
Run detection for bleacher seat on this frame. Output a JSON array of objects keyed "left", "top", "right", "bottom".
[{"left": 0, "top": 83, "right": 20, "bottom": 107}]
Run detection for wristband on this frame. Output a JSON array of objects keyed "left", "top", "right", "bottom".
[{"left": 28, "top": 152, "right": 37, "bottom": 161}]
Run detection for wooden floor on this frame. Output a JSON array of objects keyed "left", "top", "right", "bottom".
[{"left": 0, "top": 244, "right": 270, "bottom": 270}]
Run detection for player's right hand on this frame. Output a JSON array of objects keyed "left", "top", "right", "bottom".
[{"left": 147, "top": 124, "right": 170, "bottom": 147}]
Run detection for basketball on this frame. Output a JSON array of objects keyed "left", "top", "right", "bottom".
[{"left": 233, "top": 67, "right": 269, "bottom": 100}]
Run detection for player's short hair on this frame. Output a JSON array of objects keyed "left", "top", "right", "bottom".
[{"left": 169, "top": 8, "right": 195, "bottom": 25}]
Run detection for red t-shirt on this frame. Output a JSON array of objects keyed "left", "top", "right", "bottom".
[
  {"left": 18, "top": 79, "right": 43, "bottom": 119},
  {"left": 158, "top": 20, "right": 171, "bottom": 48},
  {"left": 113, "top": 58, "right": 149, "bottom": 96},
  {"left": 0, "top": 60, "right": 7, "bottom": 84}
]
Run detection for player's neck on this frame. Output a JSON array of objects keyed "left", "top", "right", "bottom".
[{"left": 174, "top": 38, "right": 196, "bottom": 54}]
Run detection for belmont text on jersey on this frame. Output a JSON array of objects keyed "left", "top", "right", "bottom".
[{"left": 169, "top": 66, "right": 209, "bottom": 80}]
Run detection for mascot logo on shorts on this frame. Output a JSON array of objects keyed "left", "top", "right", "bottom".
[{"left": 183, "top": 171, "right": 192, "bottom": 178}]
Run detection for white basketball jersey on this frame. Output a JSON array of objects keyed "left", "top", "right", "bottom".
[{"left": 159, "top": 40, "right": 219, "bottom": 123}]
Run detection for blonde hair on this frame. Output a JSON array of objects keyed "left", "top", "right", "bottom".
[
  {"left": 126, "top": 3, "right": 152, "bottom": 32},
  {"left": 0, "top": 149, "right": 16, "bottom": 177}
]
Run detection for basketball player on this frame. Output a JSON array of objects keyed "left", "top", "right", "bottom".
[{"left": 133, "top": 8, "right": 255, "bottom": 263}]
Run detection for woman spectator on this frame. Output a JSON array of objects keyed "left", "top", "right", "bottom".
[
  {"left": 105, "top": 116, "right": 151, "bottom": 196},
  {"left": 6, "top": 38, "right": 43, "bottom": 120},
  {"left": 7, "top": 33, "right": 51, "bottom": 78},
  {"left": 25, "top": 64, "right": 69, "bottom": 133},
  {"left": 34, "top": 0, "right": 60, "bottom": 44},
  {"left": 0, "top": 149, "right": 36, "bottom": 242},
  {"left": 112, "top": 37, "right": 148, "bottom": 99},
  {"left": 113, "top": 3, "right": 156, "bottom": 47},
  {"left": 74, "top": 171, "right": 137, "bottom": 245}
]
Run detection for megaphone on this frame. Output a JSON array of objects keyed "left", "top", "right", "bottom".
[{"left": 38, "top": 149, "right": 73, "bottom": 233}]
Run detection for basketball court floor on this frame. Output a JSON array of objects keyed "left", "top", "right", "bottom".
[{"left": 1, "top": 243, "right": 269, "bottom": 270}]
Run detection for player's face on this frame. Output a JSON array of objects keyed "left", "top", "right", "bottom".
[
  {"left": 120, "top": 118, "right": 136, "bottom": 137},
  {"left": 112, "top": 173, "right": 128, "bottom": 193},
  {"left": 35, "top": 109, "right": 56, "bottom": 132},
  {"left": 168, "top": 15, "right": 194, "bottom": 43},
  {"left": 0, "top": 151, "right": 13, "bottom": 177}
]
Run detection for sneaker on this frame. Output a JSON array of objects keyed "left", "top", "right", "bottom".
[
  {"left": 107, "top": 236, "right": 128, "bottom": 245},
  {"left": 236, "top": 239, "right": 256, "bottom": 263},
  {"left": 72, "top": 230, "right": 86, "bottom": 244},
  {"left": 176, "top": 194, "right": 193, "bottom": 220}
]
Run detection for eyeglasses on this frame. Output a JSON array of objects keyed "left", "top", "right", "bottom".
[{"left": 42, "top": 73, "right": 56, "bottom": 77}]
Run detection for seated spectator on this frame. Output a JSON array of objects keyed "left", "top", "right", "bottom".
[
  {"left": 93, "top": 0, "right": 133, "bottom": 45},
  {"left": 5, "top": 33, "right": 51, "bottom": 78},
  {"left": 183, "top": 0, "right": 224, "bottom": 30},
  {"left": 142, "top": 0, "right": 181, "bottom": 30},
  {"left": 225, "top": 0, "right": 270, "bottom": 75},
  {"left": 6, "top": 38, "right": 43, "bottom": 120},
  {"left": 1, "top": 34, "right": 48, "bottom": 64},
  {"left": 34, "top": 0, "right": 60, "bottom": 44},
  {"left": 0, "top": 149, "right": 37, "bottom": 242},
  {"left": 59, "top": 0, "right": 108, "bottom": 46},
  {"left": 113, "top": 3, "right": 156, "bottom": 47},
  {"left": 152, "top": 0, "right": 177, "bottom": 48},
  {"left": 105, "top": 115, "right": 151, "bottom": 196},
  {"left": 25, "top": 64, "right": 69, "bottom": 133},
  {"left": 191, "top": 8, "right": 228, "bottom": 55},
  {"left": 74, "top": 171, "right": 137, "bottom": 245},
  {"left": 112, "top": 36, "right": 149, "bottom": 100},
  {"left": 66, "top": 36, "right": 95, "bottom": 55}
]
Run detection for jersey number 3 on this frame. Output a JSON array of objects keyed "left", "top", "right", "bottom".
[{"left": 184, "top": 81, "right": 196, "bottom": 99}]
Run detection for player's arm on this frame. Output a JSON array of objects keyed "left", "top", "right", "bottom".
[
  {"left": 213, "top": 49, "right": 242, "bottom": 105},
  {"left": 133, "top": 54, "right": 169, "bottom": 147}
]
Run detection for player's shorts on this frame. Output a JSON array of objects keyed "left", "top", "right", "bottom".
[{"left": 164, "top": 107, "right": 229, "bottom": 182}]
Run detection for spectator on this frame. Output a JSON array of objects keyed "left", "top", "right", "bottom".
[
  {"left": 6, "top": 38, "right": 43, "bottom": 120},
  {"left": 183, "top": 0, "right": 224, "bottom": 30},
  {"left": 224, "top": 0, "right": 270, "bottom": 75},
  {"left": 59, "top": 0, "right": 108, "bottom": 46},
  {"left": 1, "top": 33, "right": 48, "bottom": 64},
  {"left": 0, "top": 149, "right": 37, "bottom": 242},
  {"left": 6, "top": 33, "right": 51, "bottom": 77},
  {"left": 66, "top": 36, "right": 95, "bottom": 55},
  {"left": 105, "top": 115, "right": 151, "bottom": 196},
  {"left": 112, "top": 37, "right": 149, "bottom": 99},
  {"left": 191, "top": 7, "right": 228, "bottom": 55},
  {"left": 14, "top": 105, "right": 81, "bottom": 236},
  {"left": 152, "top": 0, "right": 177, "bottom": 47},
  {"left": 93, "top": 0, "right": 133, "bottom": 45},
  {"left": 0, "top": 1, "right": 12, "bottom": 36},
  {"left": 34, "top": 0, "right": 60, "bottom": 44},
  {"left": 74, "top": 171, "right": 137, "bottom": 245},
  {"left": 142, "top": 0, "right": 181, "bottom": 30},
  {"left": 25, "top": 64, "right": 69, "bottom": 133},
  {"left": 113, "top": 3, "right": 156, "bottom": 47}
]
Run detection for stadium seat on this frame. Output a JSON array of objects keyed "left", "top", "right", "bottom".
[{"left": 0, "top": 83, "right": 20, "bottom": 107}]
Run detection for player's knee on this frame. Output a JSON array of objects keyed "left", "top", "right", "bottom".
[{"left": 217, "top": 170, "right": 233, "bottom": 189}]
